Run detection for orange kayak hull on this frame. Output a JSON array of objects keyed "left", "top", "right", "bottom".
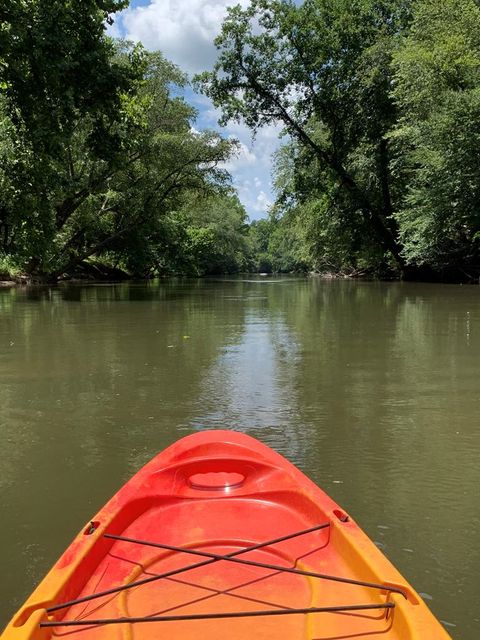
[{"left": 1, "top": 430, "right": 451, "bottom": 639}]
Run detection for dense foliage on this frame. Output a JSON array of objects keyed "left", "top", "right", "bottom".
[
  {"left": 2, "top": 0, "right": 480, "bottom": 281},
  {"left": 199, "top": 0, "right": 480, "bottom": 280},
  {"left": 0, "top": 1, "right": 246, "bottom": 280},
  {"left": 391, "top": 0, "right": 480, "bottom": 271}
]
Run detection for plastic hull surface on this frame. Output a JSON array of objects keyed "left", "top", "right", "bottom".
[{"left": 1, "top": 430, "right": 451, "bottom": 640}]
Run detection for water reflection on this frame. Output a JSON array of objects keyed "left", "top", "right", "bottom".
[
  {"left": 0, "top": 278, "right": 478, "bottom": 638},
  {"left": 191, "top": 306, "right": 305, "bottom": 458}
]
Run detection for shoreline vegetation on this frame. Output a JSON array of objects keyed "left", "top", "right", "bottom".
[
  {"left": 2, "top": 261, "right": 480, "bottom": 287},
  {"left": 2, "top": 1, "right": 480, "bottom": 285}
]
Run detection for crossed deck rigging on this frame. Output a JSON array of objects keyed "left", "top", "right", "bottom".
[{"left": 41, "top": 521, "right": 401, "bottom": 628}]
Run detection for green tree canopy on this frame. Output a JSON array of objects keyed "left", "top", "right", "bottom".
[
  {"left": 391, "top": 0, "right": 480, "bottom": 271},
  {"left": 0, "top": 5, "right": 236, "bottom": 280},
  {"left": 0, "top": 1, "right": 136, "bottom": 155},
  {"left": 178, "top": 192, "right": 250, "bottom": 275},
  {"left": 196, "top": 0, "right": 412, "bottom": 269}
]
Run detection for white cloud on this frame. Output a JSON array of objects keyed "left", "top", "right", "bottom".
[
  {"left": 220, "top": 141, "right": 257, "bottom": 172},
  {"left": 106, "top": 15, "right": 122, "bottom": 39},
  {"left": 119, "top": 0, "right": 250, "bottom": 76},
  {"left": 224, "top": 124, "right": 282, "bottom": 219},
  {"left": 236, "top": 181, "right": 272, "bottom": 216},
  {"left": 253, "top": 191, "right": 273, "bottom": 213},
  {"left": 227, "top": 120, "right": 284, "bottom": 168}
]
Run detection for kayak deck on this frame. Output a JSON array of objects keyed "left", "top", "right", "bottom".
[
  {"left": 2, "top": 430, "right": 451, "bottom": 640},
  {"left": 43, "top": 500, "right": 396, "bottom": 640}
]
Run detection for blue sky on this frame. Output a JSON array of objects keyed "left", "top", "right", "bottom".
[{"left": 108, "top": 0, "right": 285, "bottom": 220}]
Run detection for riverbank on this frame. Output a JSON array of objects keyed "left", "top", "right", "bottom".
[
  {"left": 0, "top": 261, "right": 132, "bottom": 287},
  {"left": 1, "top": 263, "right": 480, "bottom": 286}
]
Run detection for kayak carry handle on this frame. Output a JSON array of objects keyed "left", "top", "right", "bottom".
[
  {"left": 333, "top": 509, "right": 349, "bottom": 523},
  {"left": 188, "top": 471, "right": 245, "bottom": 491},
  {"left": 165, "top": 455, "right": 276, "bottom": 494}
]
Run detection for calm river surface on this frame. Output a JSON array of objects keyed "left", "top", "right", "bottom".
[{"left": 0, "top": 277, "right": 479, "bottom": 637}]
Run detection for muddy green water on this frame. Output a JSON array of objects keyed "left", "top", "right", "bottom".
[{"left": 0, "top": 277, "right": 479, "bottom": 638}]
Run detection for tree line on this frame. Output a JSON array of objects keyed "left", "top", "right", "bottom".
[
  {"left": 1, "top": 0, "right": 480, "bottom": 282},
  {"left": 0, "top": 1, "right": 252, "bottom": 281},
  {"left": 199, "top": 0, "right": 480, "bottom": 281}
]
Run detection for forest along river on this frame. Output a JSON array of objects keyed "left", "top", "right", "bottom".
[{"left": 0, "top": 277, "right": 478, "bottom": 638}]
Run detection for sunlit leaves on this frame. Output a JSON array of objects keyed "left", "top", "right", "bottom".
[
  {"left": 0, "top": 2, "right": 237, "bottom": 279},
  {"left": 197, "top": 0, "right": 412, "bottom": 267},
  {"left": 392, "top": 0, "right": 480, "bottom": 269}
]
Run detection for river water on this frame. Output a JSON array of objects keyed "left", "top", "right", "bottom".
[{"left": 0, "top": 277, "right": 478, "bottom": 637}]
